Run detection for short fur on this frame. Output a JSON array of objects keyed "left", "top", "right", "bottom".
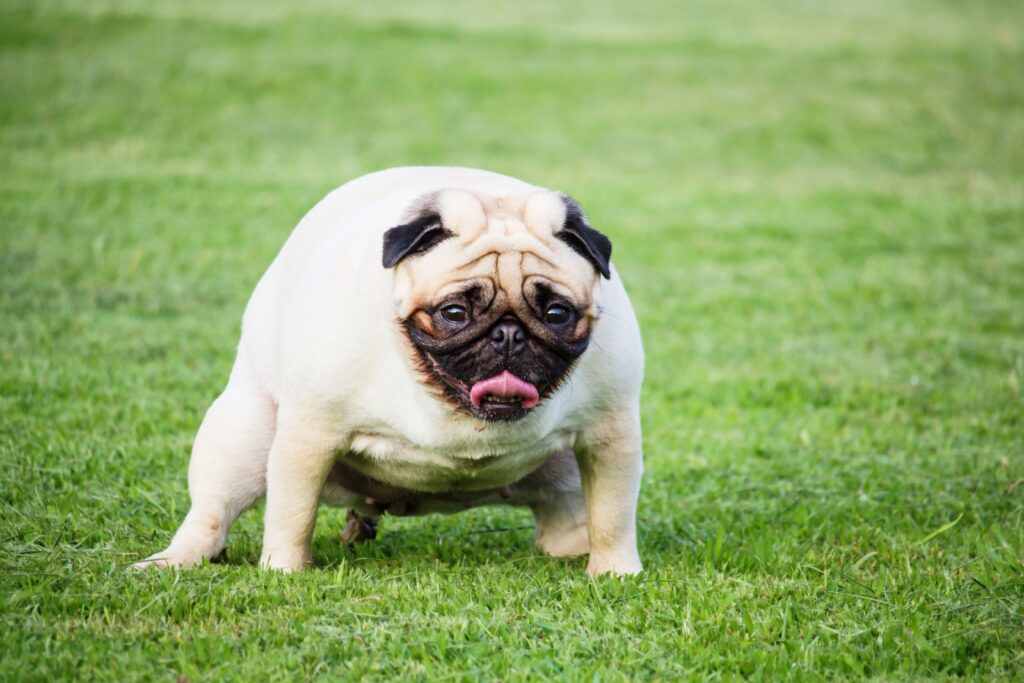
[{"left": 136, "top": 167, "right": 645, "bottom": 576}]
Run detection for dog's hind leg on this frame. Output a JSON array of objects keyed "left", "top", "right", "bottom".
[
  {"left": 519, "top": 450, "right": 590, "bottom": 558},
  {"left": 135, "top": 349, "right": 275, "bottom": 569}
]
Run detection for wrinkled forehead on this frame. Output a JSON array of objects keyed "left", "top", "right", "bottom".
[
  {"left": 392, "top": 189, "right": 600, "bottom": 317},
  {"left": 415, "top": 188, "right": 565, "bottom": 243}
]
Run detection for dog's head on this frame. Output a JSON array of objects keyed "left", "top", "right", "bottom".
[{"left": 383, "top": 189, "right": 612, "bottom": 422}]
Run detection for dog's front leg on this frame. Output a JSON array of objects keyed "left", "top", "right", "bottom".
[
  {"left": 576, "top": 407, "right": 643, "bottom": 576},
  {"left": 259, "top": 419, "right": 337, "bottom": 572}
]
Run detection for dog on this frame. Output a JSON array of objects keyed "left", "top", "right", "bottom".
[{"left": 136, "top": 167, "right": 644, "bottom": 576}]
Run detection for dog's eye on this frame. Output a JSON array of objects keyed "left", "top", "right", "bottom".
[
  {"left": 440, "top": 304, "right": 468, "bottom": 323},
  {"left": 544, "top": 304, "right": 572, "bottom": 326}
]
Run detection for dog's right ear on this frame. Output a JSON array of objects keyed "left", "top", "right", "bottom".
[{"left": 382, "top": 213, "right": 453, "bottom": 268}]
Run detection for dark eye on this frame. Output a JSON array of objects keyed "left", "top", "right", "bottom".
[
  {"left": 440, "top": 304, "right": 468, "bottom": 323},
  {"left": 544, "top": 304, "right": 572, "bottom": 326}
]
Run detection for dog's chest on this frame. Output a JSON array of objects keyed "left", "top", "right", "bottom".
[{"left": 344, "top": 429, "right": 575, "bottom": 493}]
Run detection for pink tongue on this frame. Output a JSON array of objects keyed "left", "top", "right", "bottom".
[{"left": 469, "top": 371, "right": 540, "bottom": 409}]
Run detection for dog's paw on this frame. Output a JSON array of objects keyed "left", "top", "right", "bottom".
[
  {"left": 340, "top": 509, "right": 378, "bottom": 544},
  {"left": 586, "top": 550, "right": 642, "bottom": 577},
  {"left": 259, "top": 548, "right": 313, "bottom": 573},
  {"left": 132, "top": 548, "right": 202, "bottom": 571},
  {"left": 537, "top": 522, "right": 589, "bottom": 558}
]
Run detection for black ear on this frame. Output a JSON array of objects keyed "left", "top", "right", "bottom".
[
  {"left": 382, "top": 213, "right": 453, "bottom": 268},
  {"left": 555, "top": 196, "right": 612, "bottom": 279}
]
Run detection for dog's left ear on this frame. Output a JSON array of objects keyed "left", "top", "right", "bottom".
[
  {"left": 382, "top": 213, "right": 453, "bottom": 268},
  {"left": 555, "top": 196, "right": 612, "bottom": 279}
]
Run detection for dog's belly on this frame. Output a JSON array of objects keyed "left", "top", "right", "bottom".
[
  {"left": 339, "top": 429, "right": 575, "bottom": 494},
  {"left": 322, "top": 458, "right": 515, "bottom": 517}
]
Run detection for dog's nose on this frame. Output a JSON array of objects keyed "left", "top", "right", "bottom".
[{"left": 490, "top": 319, "right": 527, "bottom": 356}]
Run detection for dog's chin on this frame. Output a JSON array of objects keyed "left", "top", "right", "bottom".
[{"left": 471, "top": 397, "right": 530, "bottom": 423}]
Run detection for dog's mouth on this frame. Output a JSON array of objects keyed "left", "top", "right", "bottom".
[
  {"left": 425, "top": 355, "right": 540, "bottom": 422},
  {"left": 469, "top": 371, "right": 540, "bottom": 409}
]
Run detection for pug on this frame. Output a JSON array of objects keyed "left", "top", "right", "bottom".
[{"left": 136, "top": 167, "right": 644, "bottom": 576}]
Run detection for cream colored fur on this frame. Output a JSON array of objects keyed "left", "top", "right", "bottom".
[{"left": 136, "top": 166, "right": 644, "bottom": 576}]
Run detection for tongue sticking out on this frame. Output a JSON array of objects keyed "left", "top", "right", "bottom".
[{"left": 469, "top": 371, "right": 540, "bottom": 409}]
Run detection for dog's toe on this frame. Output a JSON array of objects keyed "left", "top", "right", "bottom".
[
  {"left": 132, "top": 554, "right": 179, "bottom": 571},
  {"left": 132, "top": 547, "right": 206, "bottom": 571}
]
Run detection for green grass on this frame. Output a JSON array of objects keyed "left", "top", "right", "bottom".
[{"left": 2, "top": 0, "right": 1023, "bottom": 679}]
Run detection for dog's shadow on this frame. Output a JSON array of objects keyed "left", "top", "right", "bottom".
[
  {"left": 211, "top": 506, "right": 697, "bottom": 575},
  {"left": 213, "top": 506, "right": 571, "bottom": 573}
]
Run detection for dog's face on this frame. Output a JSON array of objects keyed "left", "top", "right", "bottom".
[{"left": 383, "top": 189, "right": 612, "bottom": 422}]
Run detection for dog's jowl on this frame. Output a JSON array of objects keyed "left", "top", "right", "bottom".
[{"left": 137, "top": 167, "right": 644, "bottom": 576}]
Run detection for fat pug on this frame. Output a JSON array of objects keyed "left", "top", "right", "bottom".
[{"left": 136, "top": 166, "right": 644, "bottom": 576}]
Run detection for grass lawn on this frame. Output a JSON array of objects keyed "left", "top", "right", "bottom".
[{"left": 2, "top": 0, "right": 1023, "bottom": 679}]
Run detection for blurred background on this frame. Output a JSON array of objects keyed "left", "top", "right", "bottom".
[{"left": 1, "top": 0, "right": 1022, "bottom": 679}]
